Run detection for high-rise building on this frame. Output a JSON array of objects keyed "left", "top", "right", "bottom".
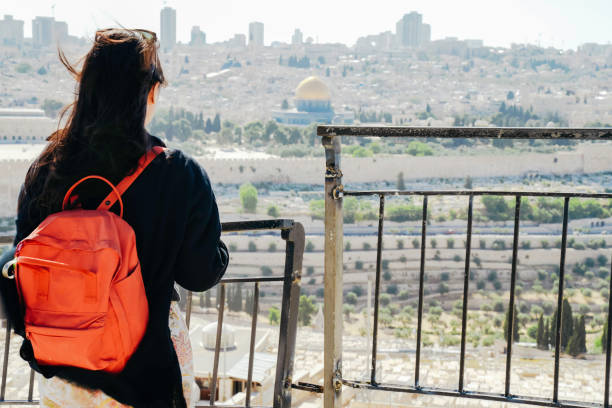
[
  {"left": 32, "top": 17, "right": 69, "bottom": 47},
  {"left": 190, "top": 26, "right": 206, "bottom": 46},
  {"left": 160, "top": 7, "right": 176, "bottom": 52},
  {"left": 248, "top": 22, "right": 264, "bottom": 47},
  {"left": 0, "top": 15, "right": 24, "bottom": 47},
  {"left": 396, "top": 11, "right": 430, "bottom": 48},
  {"left": 54, "top": 21, "right": 68, "bottom": 44},
  {"left": 229, "top": 33, "right": 246, "bottom": 48},
  {"left": 32, "top": 16, "right": 55, "bottom": 47},
  {"left": 291, "top": 29, "right": 303, "bottom": 45},
  {"left": 420, "top": 23, "right": 431, "bottom": 45}
]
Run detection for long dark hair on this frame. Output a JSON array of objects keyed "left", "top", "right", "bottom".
[{"left": 21, "top": 29, "right": 166, "bottom": 220}]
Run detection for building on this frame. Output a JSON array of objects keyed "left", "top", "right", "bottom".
[
  {"left": 248, "top": 22, "right": 264, "bottom": 47},
  {"left": 0, "top": 108, "right": 56, "bottom": 144},
  {"left": 396, "top": 11, "right": 430, "bottom": 48},
  {"left": 190, "top": 26, "right": 206, "bottom": 46},
  {"left": 160, "top": 7, "right": 176, "bottom": 52},
  {"left": 53, "top": 21, "right": 68, "bottom": 44},
  {"left": 228, "top": 34, "right": 246, "bottom": 48},
  {"left": 291, "top": 29, "right": 303, "bottom": 45},
  {"left": 272, "top": 76, "right": 354, "bottom": 126},
  {"left": 32, "top": 16, "right": 54, "bottom": 47},
  {"left": 0, "top": 15, "right": 24, "bottom": 47}
]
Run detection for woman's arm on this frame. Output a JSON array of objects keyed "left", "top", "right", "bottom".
[
  {"left": 173, "top": 157, "right": 229, "bottom": 292},
  {"left": 0, "top": 246, "right": 25, "bottom": 336}
]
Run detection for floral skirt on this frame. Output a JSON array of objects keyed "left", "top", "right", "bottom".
[{"left": 39, "top": 301, "right": 195, "bottom": 408}]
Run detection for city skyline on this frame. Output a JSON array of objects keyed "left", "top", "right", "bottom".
[{"left": 1, "top": 0, "right": 611, "bottom": 50}]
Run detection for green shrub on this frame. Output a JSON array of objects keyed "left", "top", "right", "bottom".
[
  {"left": 412, "top": 238, "right": 420, "bottom": 248},
  {"left": 248, "top": 241, "right": 257, "bottom": 252},
  {"left": 261, "top": 266, "right": 273, "bottom": 276},
  {"left": 387, "top": 284, "right": 398, "bottom": 295},
  {"left": 355, "top": 261, "right": 364, "bottom": 270},
  {"left": 267, "top": 205, "right": 280, "bottom": 217},
  {"left": 380, "top": 294, "right": 391, "bottom": 307},
  {"left": 239, "top": 183, "right": 258, "bottom": 212},
  {"left": 345, "top": 292, "right": 358, "bottom": 305},
  {"left": 268, "top": 242, "right": 277, "bottom": 252}
]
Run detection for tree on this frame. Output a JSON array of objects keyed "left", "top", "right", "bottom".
[
  {"left": 602, "top": 320, "right": 609, "bottom": 354},
  {"left": 464, "top": 176, "right": 473, "bottom": 189},
  {"left": 267, "top": 205, "right": 280, "bottom": 217},
  {"left": 536, "top": 314, "right": 548, "bottom": 350},
  {"left": 240, "top": 183, "right": 258, "bottom": 212},
  {"left": 551, "top": 298, "right": 573, "bottom": 349},
  {"left": 212, "top": 113, "right": 221, "bottom": 132},
  {"left": 504, "top": 304, "right": 520, "bottom": 343},
  {"left": 41, "top": 99, "right": 63, "bottom": 117},
  {"left": 205, "top": 118, "right": 212, "bottom": 133},
  {"left": 345, "top": 292, "right": 358, "bottom": 305},
  {"left": 397, "top": 172, "right": 406, "bottom": 191},
  {"left": 281, "top": 99, "right": 289, "bottom": 109},
  {"left": 298, "top": 295, "right": 318, "bottom": 326},
  {"left": 269, "top": 306, "right": 280, "bottom": 325},
  {"left": 567, "top": 315, "right": 586, "bottom": 356},
  {"left": 205, "top": 290, "right": 211, "bottom": 308}
]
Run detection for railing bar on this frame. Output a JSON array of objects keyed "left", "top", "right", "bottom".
[
  {"left": 185, "top": 290, "right": 193, "bottom": 329},
  {"left": 317, "top": 125, "right": 612, "bottom": 140},
  {"left": 245, "top": 282, "right": 259, "bottom": 407},
  {"left": 210, "top": 284, "right": 226, "bottom": 406},
  {"left": 415, "top": 195, "right": 428, "bottom": 388},
  {"left": 370, "top": 195, "right": 385, "bottom": 385},
  {"left": 340, "top": 190, "right": 612, "bottom": 199},
  {"left": 605, "top": 256, "right": 612, "bottom": 408},
  {"left": 1, "top": 321, "right": 10, "bottom": 401},
  {"left": 27, "top": 369, "right": 34, "bottom": 401},
  {"left": 340, "top": 378, "right": 604, "bottom": 408},
  {"left": 220, "top": 276, "right": 285, "bottom": 283},
  {"left": 504, "top": 195, "right": 521, "bottom": 397},
  {"left": 458, "top": 195, "right": 474, "bottom": 393},
  {"left": 554, "top": 197, "right": 570, "bottom": 402}
]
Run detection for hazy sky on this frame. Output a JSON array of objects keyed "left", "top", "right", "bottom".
[{"left": 3, "top": 0, "right": 611, "bottom": 49}]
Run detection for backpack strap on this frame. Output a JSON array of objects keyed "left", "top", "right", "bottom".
[{"left": 97, "top": 146, "right": 165, "bottom": 212}]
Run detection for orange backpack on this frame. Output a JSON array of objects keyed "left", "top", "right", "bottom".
[{"left": 6, "top": 146, "right": 163, "bottom": 373}]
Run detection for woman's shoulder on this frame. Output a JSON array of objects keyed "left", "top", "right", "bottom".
[{"left": 150, "top": 137, "right": 212, "bottom": 189}]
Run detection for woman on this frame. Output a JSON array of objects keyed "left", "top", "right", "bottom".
[{"left": 0, "top": 29, "right": 228, "bottom": 407}]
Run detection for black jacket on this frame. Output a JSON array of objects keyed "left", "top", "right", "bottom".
[{"left": 0, "top": 136, "right": 228, "bottom": 407}]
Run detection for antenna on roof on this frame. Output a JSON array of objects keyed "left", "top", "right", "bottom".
[{"left": 51, "top": 4, "right": 56, "bottom": 18}]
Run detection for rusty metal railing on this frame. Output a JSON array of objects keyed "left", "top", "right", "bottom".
[
  {"left": 319, "top": 125, "right": 612, "bottom": 408},
  {"left": 0, "top": 219, "right": 304, "bottom": 408}
]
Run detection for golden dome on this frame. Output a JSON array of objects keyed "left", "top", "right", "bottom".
[{"left": 295, "top": 76, "right": 331, "bottom": 101}]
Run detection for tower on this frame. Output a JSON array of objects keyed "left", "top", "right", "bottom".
[{"left": 160, "top": 6, "right": 176, "bottom": 52}]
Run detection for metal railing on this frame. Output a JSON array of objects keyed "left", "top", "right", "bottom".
[
  {"left": 319, "top": 125, "right": 612, "bottom": 408},
  {"left": 0, "top": 219, "right": 304, "bottom": 408}
]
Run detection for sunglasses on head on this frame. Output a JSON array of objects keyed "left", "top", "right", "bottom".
[{"left": 95, "top": 28, "right": 157, "bottom": 43}]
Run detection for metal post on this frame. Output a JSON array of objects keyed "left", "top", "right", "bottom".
[
  {"left": 322, "top": 133, "right": 343, "bottom": 407},
  {"left": 370, "top": 195, "right": 385, "bottom": 385},
  {"left": 245, "top": 283, "right": 259, "bottom": 407},
  {"left": 504, "top": 196, "right": 521, "bottom": 397},
  {"left": 273, "top": 223, "right": 304, "bottom": 408},
  {"left": 415, "top": 196, "right": 428, "bottom": 388},
  {"left": 458, "top": 195, "right": 473, "bottom": 393},
  {"left": 553, "top": 197, "right": 570, "bottom": 403}
]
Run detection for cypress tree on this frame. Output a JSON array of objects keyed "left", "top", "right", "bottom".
[
  {"left": 561, "top": 299, "right": 574, "bottom": 349},
  {"left": 205, "top": 290, "right": 211, "bottom": 308},
  {"left": 536, "top": 314, "right": 547, "bottom": 350},
  {"left": 235, "top": 284, "right": 243, "bottom": 312},
  {"left": 504, "top": 304, "right": 520, "bottom": 343},
  {"left": 212, "top": 114, "right": 221, "bottom": 132},
  {"left": 544, "top": 317, "right": 550, "bottom": 349},
  {"left": 602, "top": 320, "right": 609, "bottom": 354},
  {"left": 551, "top": 299, "right": 574, "bottom": 349},
  {"left": 578, "top": 315, "right": 587, "bottom": 353}
]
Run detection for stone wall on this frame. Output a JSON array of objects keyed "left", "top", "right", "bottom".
[{"left": 1, "top": 144, "right": 612, "bottom": 217}]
